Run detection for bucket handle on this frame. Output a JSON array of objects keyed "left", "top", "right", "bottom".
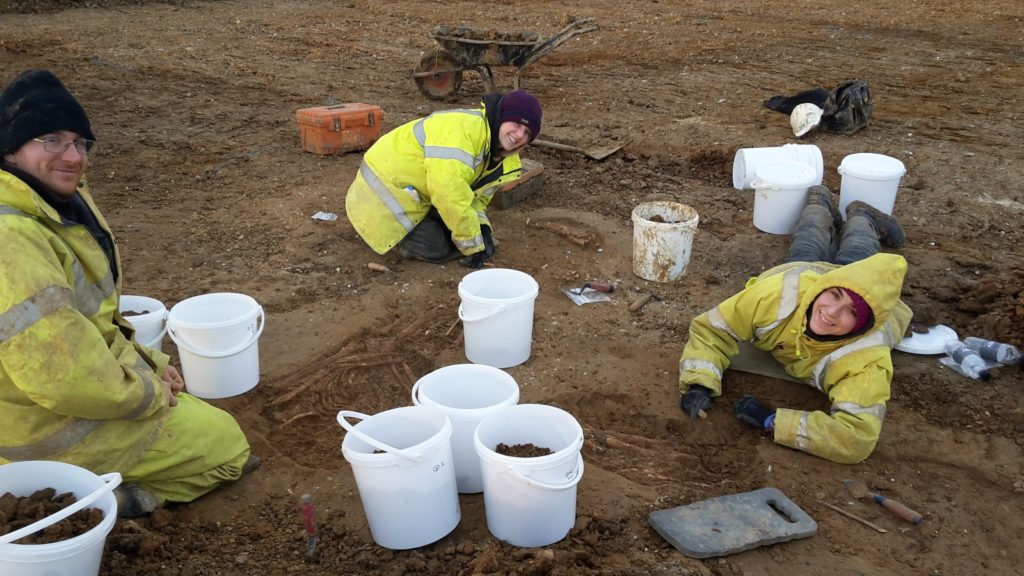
[
  {"left": 336, "top": 411, "right": 425, "bottom": 463},
  {"left": 750, "top": 178, "right": 780, "bottom": 191},
  {"left": 139, "top": 325, "right": 168, "bottom": 350},
  {"left": 458, "top": 303, "right": 506, "bottom": 323},
  {"left": 506, "top": 453, "right": 585, "bottom": 491},
  {"left": 167, "top": 306, "right": 265, "bottom": 358},
  {"left": 0, "top": 472, "right": 122, "bottom": 546},
  {"left": 410, "top": 380, "right": 423, "bottom": 406}
]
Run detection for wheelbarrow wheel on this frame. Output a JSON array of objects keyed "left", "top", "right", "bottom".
[{"left": 415, "top": 49, "right": 462, "bottom": 101}]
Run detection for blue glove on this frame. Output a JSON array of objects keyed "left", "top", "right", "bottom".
[
  {"left": 734, "top": 394, "right": 776, "bottom": 430},
  {"left": 680, "top": 385, "right": 713, "bottom": 420}
]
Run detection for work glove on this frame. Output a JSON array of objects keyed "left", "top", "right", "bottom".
[
  {"left": 462, "top": 251, "right": 487, "bottom": 269},
  {"left": 481, "top": 225, "right": 496, "bottom": 257},
  {"left": 680, "top": 385, "right": 713, "bottom": 420},
  {"left": 733, "top": 394, "right": 776, "bottom": 431}
]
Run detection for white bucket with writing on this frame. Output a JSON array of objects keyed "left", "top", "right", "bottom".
[
  {"left": 733, "top": 144, "right": 823, "bottom": 190},
  {"left": 752, "top": 160, "right": 818, "bottom": 234},
  {"left": 837, "top": 153, "right": 906, "bottom": 218},
  {"left": 412, "top": 364, "right": 520, "bottom": 493},
  {"left": 631, "top": 201, "right": 699, "bottom": 282},
  {"left": 474, "top": 404, "right": 585, "bottom": 547},
  {"left": 119, "top": 294, "right": 167, "bottom": 351},
  {"left": 167, "top": 293, "right": 264, "bottom": 399},
  {"left": 0, "top": 461, "right": 121, "bottom": 576},
  {"left": 338, "top": 408, "right": 460, "bottom": 550},
  {"left": 458, "top": 269, "right": 539, "bottom": 369}
]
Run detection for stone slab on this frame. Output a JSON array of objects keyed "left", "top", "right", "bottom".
[{"left": 649, "top": 487, "right": 817, "bottom": 559}]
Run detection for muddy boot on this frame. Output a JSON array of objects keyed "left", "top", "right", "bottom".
[
  {"left": 115, "top": 484, "right": 160, "bottom": 518},
  {"left": 806, "top": 185, "right": 843, "bottom": 231},
  {"left": 845, "top": 200, "right": 906, "bottom": 247}
]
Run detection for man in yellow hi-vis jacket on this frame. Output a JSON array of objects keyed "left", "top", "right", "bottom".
[
  {"left": 345, "top": 89, "right": 542, "bottom": 269},
  {"left": 678, "top": 186, "right": 912, "bottom": 464},
  {"left": 0, "top": 69, "right": 255, "bottom": 517}
]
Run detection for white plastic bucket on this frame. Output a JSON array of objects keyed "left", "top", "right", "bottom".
[
  {"left": 338, "top": 408, "right": 460, "bottom": 550},
  {"left": 412, "top": 364, "right": 520, "bottom": 493},
  {"left": 733, "top": 144, "right": 823, "bottom": 190},
  {"left": 837, "top": 153, "right": 906, "bottom": 218},
  {"left": 0, "top": 461, "right": 121, "bottom": 576},
  {"left": 473, "top": 404, "right": 585, "bottom": 548},
  {"left": 631, "top": 201, "right": 699, "bottom": 282},
  {"left": 119, "top": 294, "right": 167, "bottom": 351},
  {"left": 458, "top": 269, "right": 539, "bottom": 369},
  {"left": 167, "top": 293, "right": 264, "bottom": 399},
  {"left": 752, "top": 160, "right": 818, "bottom": 234}
]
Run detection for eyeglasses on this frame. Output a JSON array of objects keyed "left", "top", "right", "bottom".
[{"left": 31, "top": 137, "right": 97, "bottom": 156}]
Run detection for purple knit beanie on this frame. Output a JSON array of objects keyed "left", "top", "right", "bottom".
[
  {"left": 499, "top": 89, "right": 542, "bottom": 142},
  {"left": 843, "top": 288, "right": 873, "bottom": 333}
]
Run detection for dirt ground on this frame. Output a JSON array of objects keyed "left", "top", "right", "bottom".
[{"left": 2, "top": 0, "right": 1023, "bottom": 574}]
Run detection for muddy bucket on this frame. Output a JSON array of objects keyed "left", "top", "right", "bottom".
[
  {"left": 167, "top": 293, "right": 264, "bottom": 399},
  {"left": 0, "top": 461, "right": 121, "bottom": 576},
  {"left": 631, "top": 201, "right": 700, "bottom": 282},
  {"left": 458, "top": 269, "right": 539, "bottom": 368},
  {"left": 119, "top": 294, "right": 167, "bottom": 351},
  {"left": 733, "top": 144, "right": 823, "bottom": 190},
  {"left": 339, "top": 408, "right": 460, "bottom": 550},
  {"left": 474, "top": 404, "right": 585, "bottom": 547},
  {"left": 752, "top": 160, "right": 818, "bottom": 234},
  {"left": 837, "top": 153, "right": 906, "bottom": 218},
  {"left": 412, "top": 364, "right": 520, "bottom": 493}
]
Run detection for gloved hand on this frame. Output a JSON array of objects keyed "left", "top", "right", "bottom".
[
  {"left": 481, "top": 225, "right": 495, "bottom": 257},
  {"left": 680, "top": 385, "right": 713, "bottom": 420},
  {"left": 733, "top": 394, "right": 776, "bottom": 430},
  {"left": 462, "top": 251, "right": 487, "bottom": 269}
]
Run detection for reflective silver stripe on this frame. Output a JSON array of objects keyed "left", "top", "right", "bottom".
[
  {"left": 478, "top": 185, "right": 499, "bottom": 199},
  {"left": 0, "top": 285, "right": 73, "bottom": 342},
  {"left": 122, "top": 356, "right": 159, "bottom": 420},
  {"left": 794, "top": 412, "right": 811, "bottom": 450},
  {"left": 359, "top": 162, "right": 416, "bottom": 232},
  {"left": 70, "top": 259, "right": 115, "bottom": 317},
  {"left": 707, "top": 307, "right": 741, "bottom": 342},
  {"left": 413, "top": 119, "right": 427, "bottom": 146},
  {"left": 475, "top": 210, "right": 487, "bottom": 221},
  {"left": 0, "top": 418, "right": 104, "bottom": 460},
  {"left": 809, "top": 330, "right": 890, "bottom": 391},
  {"left": 454, "top": 234, "right": 482, "bottom": 251},
  {"left": 832, "top": 401, "right": 886, "bottom": 421},
  {"left": 0, "top": 205, "right": 27, "bottom": 217},
  {"left": 681, "top": 358, "right": 722, "bottom": 380},
  {"left": 755, "top": 269, "right": 804, "bottom": 339},
  {"left": 424, "top": 144, "right": 478, "bottom": 169},
  {"left": 880, "top": 318, "right": 901, "bottom": 349}
]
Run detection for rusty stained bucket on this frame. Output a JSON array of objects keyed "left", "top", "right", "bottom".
[{"left": 631, "top": 202, "right": 700, "bottom": 283}]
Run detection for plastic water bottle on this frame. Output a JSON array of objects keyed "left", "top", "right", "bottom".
[
  {"left": 963, "top": 337, "right": 1022, "bottom": 365},
  {"left": 944, "top": 341, "right": 991, "bottom": 380}
]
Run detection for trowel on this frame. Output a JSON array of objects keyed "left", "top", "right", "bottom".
[
  {"left": 841, "top": 479, "right": 924, "bottom": 525},
  {"left": 532, "top": 138, "right": 628, "bottom": 161}
]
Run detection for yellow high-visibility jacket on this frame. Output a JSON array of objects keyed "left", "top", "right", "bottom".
[
  {"left": 345, "top": 101, "right": 524, "bottom": 256},
  {"left": 678, "top": 254, "right": 913, "bottom": 464},
  {"left": 0, "top": 169, "right": 172, "bottom": 472}
]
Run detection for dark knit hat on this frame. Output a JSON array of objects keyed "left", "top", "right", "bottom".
[
  {"left": 843, "top": 288, "right": 873, "bottom": 333},
  {"left": 0, "top": 69, "right": 94, "bottom": 156},
  {"left": 499, "top": 89, "right": 542, "bottom": 142}
]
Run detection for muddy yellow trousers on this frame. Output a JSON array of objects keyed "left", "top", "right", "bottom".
[{"left": 121, "top": 393, "right": 250, "bottom": 504}]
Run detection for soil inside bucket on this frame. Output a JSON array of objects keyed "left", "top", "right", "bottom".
[
  {"left": 496, "top": 443, "right": 552, "bottom": 457},
  {"left": 122, "top": 309, "right": 153, "bottom": 316},
  {"left": 0, "top": 489, "right": 104, "bottom": 544}
]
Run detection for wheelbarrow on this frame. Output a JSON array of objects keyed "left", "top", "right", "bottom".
[{"left": 412, "top": 18, "right": 597, "bottom": 100}]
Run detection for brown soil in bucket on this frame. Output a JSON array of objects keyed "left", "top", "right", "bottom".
[
  {"left": 121, "top": 309, "right": 151, "bottom": 316},
  {"left": 495, "top": 443, "right": 553, "bottom": 457},
  {"left": 0, "top": 488, "right": 104, "bottom": 544}
]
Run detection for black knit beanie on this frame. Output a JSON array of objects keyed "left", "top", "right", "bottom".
[{"left": 0, "top": 69, "right": 94, "bottom": 156}]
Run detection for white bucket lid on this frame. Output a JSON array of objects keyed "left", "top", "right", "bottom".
[
  {"left": 753, "top": 160, "right": 818, "bottom": 188},
  {"left": 839, "top": 153, "right": 906, "bottom": 180}
]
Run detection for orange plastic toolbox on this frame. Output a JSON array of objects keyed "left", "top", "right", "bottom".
[{"left": 295, "top": 103, "right": 383, "bottom": 155}]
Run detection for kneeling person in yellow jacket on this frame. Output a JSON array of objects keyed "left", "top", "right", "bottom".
[
  {"left": 345, "top": 89, "right": 542, "bottom": 269},
  {"left": 678, "top": 186, "right": 912, "bottom": 464},
  {"left": 0, "top": 69, "right": 256, "bottom": 517}
]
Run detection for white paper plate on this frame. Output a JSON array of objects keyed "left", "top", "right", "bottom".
[{"left": 894, "top": 324, "right": 958, "bottom": 355}]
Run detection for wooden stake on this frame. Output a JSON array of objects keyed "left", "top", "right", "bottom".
[{"left": 817, "top": 500, "right": 888, "bottom": 533}]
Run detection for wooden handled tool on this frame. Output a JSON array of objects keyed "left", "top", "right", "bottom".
[{"left": 842, "top": 479, "right": 923, "bottom": 525}]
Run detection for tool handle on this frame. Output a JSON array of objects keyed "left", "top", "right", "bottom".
[
  {"left": 585, "top": 282, "right": 614, "bottom": 293},
  {"left": 628, "top": 294, "right": 653, "bottom": 312},
  {"left": 873, "top": 494, "right": 923, "bottom": 525}
]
